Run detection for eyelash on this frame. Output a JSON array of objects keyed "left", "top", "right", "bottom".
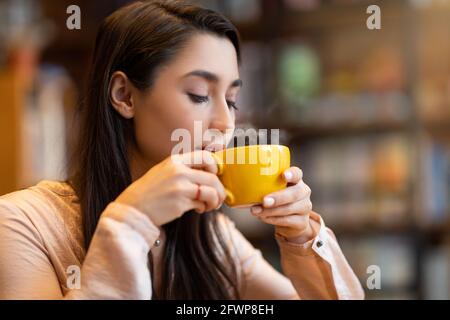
[{"left": 188, "top": 93, "right": 238, "bottom": 110}]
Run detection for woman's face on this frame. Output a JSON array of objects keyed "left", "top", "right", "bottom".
[{"left": 128, "top": 33, "right": 241, "bottom": 175}]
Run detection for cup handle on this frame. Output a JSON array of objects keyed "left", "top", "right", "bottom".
[
  {"left": 211, "top": 152, "right": 224, "bottom": 175},
  {"left": 211, "top": 153, "right": 235, "bottom": 206},
  {"left": 224, "top": 189, "right": 235, "bottom": 206}
]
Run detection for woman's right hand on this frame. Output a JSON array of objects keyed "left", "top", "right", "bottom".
[{"left": 115, "top": 150, "right": 226, "bottom": 226}]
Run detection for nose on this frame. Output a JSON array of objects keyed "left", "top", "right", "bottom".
[{"left": 208, "top": 99, "right": 234, "bottom": 133}]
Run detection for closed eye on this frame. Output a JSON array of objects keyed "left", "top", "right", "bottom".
[
  {"left": 226, "top": 100, "right": 238, "bottom": 110},
  {"left": 188, "top": 93, "right": 239, "bottom": 110},
  {"left": 188, "top": 93, "right": 209, "bottom": 104}
]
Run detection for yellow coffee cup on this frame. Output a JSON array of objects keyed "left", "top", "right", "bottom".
[{"left": 211, "top": 145, "right": 291, "bottom": 207}]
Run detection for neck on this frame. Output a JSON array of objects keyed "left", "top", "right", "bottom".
[{"left": 128, "top": 146, "right": 156, "bottom": 182}]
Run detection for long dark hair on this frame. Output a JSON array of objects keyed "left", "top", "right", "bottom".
[{"left": 69, "top": 0, "right": 241, "bottom": 299}]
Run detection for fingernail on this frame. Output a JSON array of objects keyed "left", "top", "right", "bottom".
[
  {"left": 284, "top": 170, "right": 293, "bottom": 181},
  {"left": 251, "top": 206, "right": 262, "bottom": 214},
  {"left": 263, "top": 197, "right": 275, "bottom": 207}
]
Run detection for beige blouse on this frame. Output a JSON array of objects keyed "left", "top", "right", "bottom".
[{"left": 0, "top": 180, "right": 364, "bottom": 300}]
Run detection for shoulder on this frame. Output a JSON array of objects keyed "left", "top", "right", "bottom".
[
  {"left": 0, "top": 180, "right": 80, "bottom": 225},
  {"left": 0, "top": 180, "right": 84, "bottom": 259}
]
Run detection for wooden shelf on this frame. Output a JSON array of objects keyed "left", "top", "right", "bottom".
[
  {"left": 280, "top": 1, "right": 406, "bottom": 35},
  {"left": 255, "top": 120, "right": 409, "bottom": 140},
  {"left": 329, "top": 221, "right": 450, "bottom": 239},
  {"left": 422, "top": 220, "right": 450, "bottom": 243},
  {"left": 331, "top": 222, "right": 415, "bottom": 237},
  {"left": 0, "top": 70, "right": 27, "bottom": 195},
  {"left": 423, "top": 119, "right": 450, "bottom": 134}
]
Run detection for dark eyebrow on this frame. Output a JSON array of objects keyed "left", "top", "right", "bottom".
[{"left": 182, "top": 70, "right": 242, "bottom": 88}]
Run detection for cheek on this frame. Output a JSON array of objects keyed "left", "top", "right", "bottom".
[{"left": 132, "top": 91, "right": 207, "bottom": 161}]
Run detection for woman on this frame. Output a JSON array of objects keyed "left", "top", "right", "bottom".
[{"left": 0, "top": 0, "right": 364, "bottom": 299}]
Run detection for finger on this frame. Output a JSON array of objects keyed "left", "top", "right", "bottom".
[
  {"left": 192, "top": 200, "right": 207, "bottom": 214},
  {"left": 258, "top": 213, "right": 310, "bottom": 229},
  {"left": 250, "top": 205, "right": 263, "bottom": 215},
  {"left": 252, "top": 198, "right": 312, "bottom": 218},
  {"left": 262, "top": 181, "right": 311, "bottom": 208},
  {"left": 189, "top": 184, "right": 221, "bottom": 212},
  {"left": 201, "top": 185, "right": 222, "bottom": 211},
  {"left": 283, "top": 167, "right": 303, "bottom": 184},
  {"left": 176, "top": 195, "right": 206, "bottom": 214},
  {"left": 185, "top": 169, "right": 226, "bottom": 202},
  {"left": 174, "top": 150, "right": 219, "bottom": 174}
]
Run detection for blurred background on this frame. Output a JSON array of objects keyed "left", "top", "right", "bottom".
[{"left": 1, "top": 0, "right": 450, "bottom": 299}]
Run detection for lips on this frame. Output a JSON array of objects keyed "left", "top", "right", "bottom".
[{"left": 201, "top": 143, "right": 226, "bottom": 152}]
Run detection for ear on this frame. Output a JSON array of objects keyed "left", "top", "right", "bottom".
[{"left": 109, "top": 71, "right": 135, "bottom": 119}]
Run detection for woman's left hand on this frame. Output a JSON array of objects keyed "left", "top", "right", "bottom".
[{"left": 250, "top": 166, "right": 315, "bottom": 244}]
